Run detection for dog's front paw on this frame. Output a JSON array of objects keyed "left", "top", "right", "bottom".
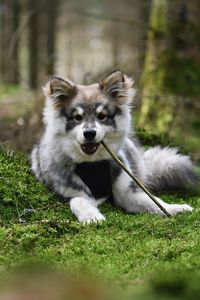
[
  {"left": 169, "top": 204, "right": 193, "bottom": 216},
  {"left": 78, "top": 208, "right": 106, "bottom": 224},
  {"left": 70, "top": 197, "right": 106, "bottom": 224}
]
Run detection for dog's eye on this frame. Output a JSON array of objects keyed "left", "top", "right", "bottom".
[
  {"left": 74, "top": 114, "right": 83, "bottom": 122},
  {"left": 97, "top": 112, "right": 107, "bottom": 121}
]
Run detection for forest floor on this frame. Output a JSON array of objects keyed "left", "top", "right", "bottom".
[{"left": 0, "top": 147, "right": 200, "bottom": 299}]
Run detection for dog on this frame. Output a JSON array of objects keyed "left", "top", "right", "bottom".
[{"left": 31, "top": 71, "right": 196, "bottom": 223}]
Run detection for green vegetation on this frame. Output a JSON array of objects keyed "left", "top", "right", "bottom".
[
  {"left": 165, "top": 57, "right": 200, "bottom": 97},
  {"left": 0, "top": 146, "right": 200, "bottom": 295},
  {"left": 0, "top": 84, "right": 22, "bottom": 98},
  {"left": 0, "top": 85, "right": 41, "bottom": 118}
]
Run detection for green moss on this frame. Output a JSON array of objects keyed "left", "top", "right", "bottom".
[{"left": 0, "top": 146, "right": 200, "bottom": 292}]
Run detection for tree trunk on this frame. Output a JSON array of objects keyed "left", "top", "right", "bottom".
[
  {"left": 0, "top": 0, "right": 20, "bottom": 84},
  {"left": 139, "top": 0, "right": 200, "bottom": 133},
  {"left": 9, "top": 0, "right": 20, "bottom": 84},
  {"left": 46, "top": 0, "right": 57, "bottom": 76},
  {"left": 28, "top": 0, "right": 39, "bottom": 89},
  {"left": 0, "top": 0, "right": 6, "bottom": 83}
]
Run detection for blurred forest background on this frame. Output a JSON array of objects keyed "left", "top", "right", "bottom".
[{"left": 0, "top": 0, "right": 199, "bottom": 160}]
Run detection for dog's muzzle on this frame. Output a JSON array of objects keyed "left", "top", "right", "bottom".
[{"left": 81, "top": 129, "right": 100, "bottom": 155}]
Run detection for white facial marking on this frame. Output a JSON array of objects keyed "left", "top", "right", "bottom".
[
  {"left": 96, "top": 105, "right": 104, "bottom": 113},
  {"left": 76, "top": 106, "right": 84, "bottom": 115},
  {"left": 76, "top": 122, "right": 85, "bottom": 144},
  {"left": 94, "top": 121, "right": 105, "bottom": 142}
]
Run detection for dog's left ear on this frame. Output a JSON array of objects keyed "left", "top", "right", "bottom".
[{"left": 100, "top": 70, "right": 135, "bottom": 105}]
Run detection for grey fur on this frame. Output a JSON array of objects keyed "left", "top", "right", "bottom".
[{"left": 143, "top": 146, "right": 198, "bottom": 191}]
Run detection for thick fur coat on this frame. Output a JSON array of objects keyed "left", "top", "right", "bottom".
[{"left": 31, "top": 71, "right": 195, "bottom": 223}]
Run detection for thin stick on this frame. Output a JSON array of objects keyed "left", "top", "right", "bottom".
[{"left": 101, "top": 141, "right": 171, "bottom": 217}]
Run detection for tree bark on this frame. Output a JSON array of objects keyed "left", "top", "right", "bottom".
[
  {"left": 28, "top": 0, "right": 39, "bottom": 89},
  {"left": 139, "top": 0, "right": 200, "bottom": 133},
  {"left": 10, "top": 0, "right": 20, "bottom": 83},
  {"left": 0, "top": 0, "right": 20, "bottom": 84},
  {"left": 0, "top": 0, "right": 6, "bottom": 83},
  {"left": 46, "top": 0, "right": 57, "bottom": 76}
]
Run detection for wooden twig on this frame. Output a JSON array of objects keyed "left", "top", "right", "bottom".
[{"left": 101, "top": 140, "right": 171, "bottom": 217}]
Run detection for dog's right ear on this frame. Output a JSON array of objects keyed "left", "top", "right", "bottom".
[{"left": 42, "top": 77, "right": 77, "bottom": 106}]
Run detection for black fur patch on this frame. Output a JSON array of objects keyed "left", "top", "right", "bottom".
[
  {"left": 59, "top": 107, "right": 68, "bottom": 118},
  {"left": 68, "top": 176, "right": 92, "bottom": 197},
  {"left": 60, "top": 108, "right": 82, "bottom": 131},
  {"left": 109, "top": 159, "right": 122, "bottom": 182},
  {"left": 103, "top": 117, "right": 117, "bottom": 128},
  {"left": 130, "top": 182, "right": 137, "bottom": 192},
  {"left": 124, "top": 148, "right": 138, "bottom": 174},
  {"left": 65, "top": 119, "right": 78, "bottom": 131},
  {"left": 102, "top": 106, "right": 122, "bottom": 129},
  {"left": 75, "top": 160, "right": 113, "bottom": 199}
]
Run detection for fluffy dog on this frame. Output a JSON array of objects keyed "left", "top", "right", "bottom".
[{"left": 31, "top": 71, "right": 196, "bottom": 223}]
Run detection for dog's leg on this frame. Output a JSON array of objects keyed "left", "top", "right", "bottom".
[
  {"left": 70, "top": 197, "right": 105, "bottom": 224},
  {"left": 32, "top": 147, "right": 105, "bottom": 223},
  {"left": 41, "top": 168, "right": 105, "bottom": 223},
  {"left": 56, "top": 183, "right": 105, "bottom": 223},
  {"left": 114, "top": 188, "right": 193, "bottom": 216},
  {"left": 111, "top": 159, "right": 193, "bottom": 216},
  {"left": 55, "top": 179, "right": 105, "bottom": 223}
]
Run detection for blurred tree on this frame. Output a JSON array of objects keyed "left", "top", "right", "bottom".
[
  {"left": 28, "top": 0, "right": 39, "bottom": 89},
  {"left": 0, "top": 0, "right": 20, "bottom": 84},
  {"left": 46, "top": 0, "right": 57, "bottom": 76},
  {"left": 139, "top": 0, "right": 200, "bottom": 133},
  {"left": 27, "top": 0, "right": 58, "bottom": 88},
  {"left": 9, "top": 0, "right": 20, "bottom": 83},
  {"left": 0, "top": 0, "right": 6, "bottom": 83}
]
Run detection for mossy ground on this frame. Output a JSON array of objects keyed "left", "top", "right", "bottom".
[{"left": 0, "top": 146, "right": 200, "bottom": 298}]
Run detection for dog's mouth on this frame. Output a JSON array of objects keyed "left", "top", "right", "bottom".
[{"left": 81, "top": 143, "right": 100, "bottom": 155}]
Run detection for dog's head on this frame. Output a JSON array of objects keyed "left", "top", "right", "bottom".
[{"left": 43, "top": 71, "right": 135, "bottom": 162}]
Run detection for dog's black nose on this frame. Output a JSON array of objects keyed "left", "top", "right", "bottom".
[{"left": 83, "top": 129, "right": 96, "bottom": 141}]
